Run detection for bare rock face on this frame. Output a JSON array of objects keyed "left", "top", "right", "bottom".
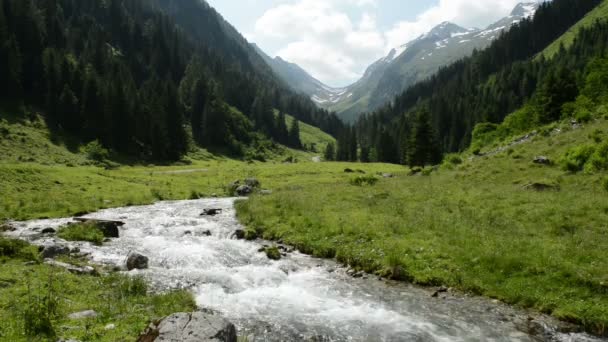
[{"left": 137, "top": 312, "right": 237, "bottom": 342}]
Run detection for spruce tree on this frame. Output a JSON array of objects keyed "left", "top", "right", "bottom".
[
  {"left": 407, "top": 109, "right": 441, "bottom": 167},
  {"left": 275, "top": 111, "right": 289, "bottom": 145},
  {"left": 324, "top": 142, "right": 335, "bottom": 161},
  {"left": 288, "top": 118, "right": 302, "bottom": 149}
]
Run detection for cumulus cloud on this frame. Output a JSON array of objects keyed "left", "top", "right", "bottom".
[
  {"left": 252, "top": 0, "right": 539, "bottom": 86},
  {"left": 253, "top": 0, "right": 382, "bottom": 86},
  {"left": 385, "top": 0, "right": 538, "bottom": 50}
]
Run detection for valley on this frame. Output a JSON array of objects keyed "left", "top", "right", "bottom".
[{"left": 1, "top": 0, "right": 608, "bottom": 341}]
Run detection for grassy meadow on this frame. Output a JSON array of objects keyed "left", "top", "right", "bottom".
[
  {"left": 2, "top": 104, "right": 608, "bottom": 336},
  {"left": 237, "top": 118, "right": 608, "bottom": 334}
]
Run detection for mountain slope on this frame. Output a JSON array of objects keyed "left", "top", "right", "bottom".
[
  {"left": 315, "top": 2, "right": 540, "bottom": 123},
  {"left": 0, "top": 0, "right": 343, "bottom": 163},
  {"left": 349, "top": 0, "right": 604, "bottom": 164},
  {"left": 252, "top": 44, "right": 332, "bottom": 97},
  {"left": 539, "top": 0, "right": 608, "bottom": 59}
]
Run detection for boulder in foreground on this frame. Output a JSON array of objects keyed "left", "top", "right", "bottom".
[
  {"left": 137, "top": 312, "right": 237, "bottom": 342},
  {"left": 127, "top": 252, "right": 149, "bottom": 270}
]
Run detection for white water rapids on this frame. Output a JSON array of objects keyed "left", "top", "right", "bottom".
[{"left": 6, "top": 198, "right": 606, "bottom": 342}]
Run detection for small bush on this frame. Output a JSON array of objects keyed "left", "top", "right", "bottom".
[
  {"left": 350, "top": 175, "right": 379, "bottom": 186},
  {"left": 445, "top": 154, "right": 463, "bottom": 165},
  {"left": 83, "top": 140, "right": 109, "bottom": 162},
  {"left": 150, "top": 188, "right": 165, "bottom": 200},
  {"left": 585, "top": 142, "right": 608, "bottom": 172},
  {"left": 189, "top": 190, "right": 201, "bottom": 200},
  {"left": 264, "top": 246, "right": 281, "bottom": 260},
  {"left": 0, "top": 238, "right": 38, "bottom": 261},
  {"left": 560, "top": 145, "right": 596, "bottom": 172},
  {"left": 57, "top": 223, "right": 104, "bottom": 245},
  {"left": 589, "top": 129, "right": 604, "bottom": 143},
  {"left": 118, "top": 275, "right": 148, "bottom": 297},
  {"left": 23, "top": 291, "right": 58, "bottom": 338},
  {"left": 575, "top": 108, "right": 593, "bottom": 123}
]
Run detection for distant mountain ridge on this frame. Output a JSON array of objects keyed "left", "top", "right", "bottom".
[{"left": 253, "top": 2, "right": 540, "bottom": 123}]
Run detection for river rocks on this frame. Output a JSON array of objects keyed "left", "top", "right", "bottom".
[
  {"left": 0, "top": 222, "right": 15, "bottom": 232},
  {"left": 236, "top": 185, "right": 253, "bottom": 196},
  {"left": 431, "top": 286, "right": 449, "bottom": 298},
  {"left": 202, "top": 230, "right": 212, "bottom": 237},
  {"left": 105, "top": 323, "right": 116, "bottom": 331},
  {"left": 41, "top": 244, "right": 70, "bottom": 259},
  {"left": 68, "top": 310, "right": 98, "bottom": 320},
  {"left": 245, "top": 178, "right": 260, "bottom": 188},
  {"left": 201, "top": 208, "right": 222, "bottom": 216},
  {"left": 533, "top": 156, "right": 552, "bottom": 165},
  {"left": 45, "top": 260, "right": 98, "bottom": 276},
  {"left": 228, "top": 178, "right": 261, "bottom": 197},
  {"left": 382, "top": 173, "right": 394, "bottom": 178},
  {"left": 73, "top": 218, "right": 124, "bottom": 238},
  {"left": 233, "top": 230, "right": 246, "bottom": 240},
  {"left": 41, "top": 227, "right": 56, "bottom": 234},
  {"left": 137, "top": 312, "right": 237, "bottom": 342},
  {"left": 126, "top": 253, "right": 149, "bottom": 270}
]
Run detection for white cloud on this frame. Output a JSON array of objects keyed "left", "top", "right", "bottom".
[
  {"left": 253, "top": 0, "right": 383, "bottom": 86},
  {"left": 253, "top": 0, "right": 539, "bottom": 86},
  {"left": 385, "top": 0, "right": 535, "bottom": 50}
]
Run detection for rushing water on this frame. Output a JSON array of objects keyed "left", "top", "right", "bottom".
[{"left": 6, "top": 199, "right": 605, "bottom": 342}]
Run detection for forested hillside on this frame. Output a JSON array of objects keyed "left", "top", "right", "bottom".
[
  {"left": 347, "top": 0, "right": 604, "bottom": 166},
  {"left": 0, "top": 0, "right": 343, "bottom": 161}
]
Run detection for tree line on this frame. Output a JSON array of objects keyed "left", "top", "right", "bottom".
[
  {"left": 0, "top": 0, "right": 337, "bottom": 160},
  {"left": 329, "top": 0, "right": 604, "bottom": 166}
]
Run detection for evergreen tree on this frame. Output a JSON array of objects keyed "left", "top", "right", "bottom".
[
  {"left": 349, "top": 128, "right": 358, "bottom": 162},
  {"left": 275, "top": 111, "right": 289, "bottom": 145},
  {"left": 535, "top": 66, "right": 578, "bottom": 123},
  {"left": 164, "top": 82, "right": 188, "bottom": 160},
  {"left": 3, "top": 36, "right": 22, "bottom": 98},
  {"left": 324, "top": 142, "right": 335, "bottom": 161},
  {"left": 191, "top": 79, "right": 208, "bottom": 145},
  {"left": 288, "top": 118, "right": 302, "bottom": 149},
  {"left": 407, "top": 109, "right": 441, "bottom": 167},
  {"left": 58, "top": 85, "right": 80, "bottom": 133}
]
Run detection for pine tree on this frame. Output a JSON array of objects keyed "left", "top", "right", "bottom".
[
  {"left": 191, "top": 79, "right": 208, "bottom": 145},
  {"left": 288, "top": 118, "right": 302, "bottom": 149},
  {"left": 58, "top": 85, "right": 80, "bottom": 133},
  {"left": 275, "top": 111, "right": 289, "bottom": 145},
  {"left": 407, "top": 109, "right": 441, "bottom": 167},
  {"left": 349, "top": 128, "right": 358, "bottom": 162},
  {"left": 81, "top": 74, "right": 102, "bottom": 140},
  {"left": 535, "top": 66, "right": 578, "bottom": 123},
  {"left": 164, "top": 82, "right": 188, "bottom": 160},
  {"left": 3, "top": 36, "right": 22, "bottom": 99},
  {"left": 324, "top": 142, "right": 335, "bottom": 161}
]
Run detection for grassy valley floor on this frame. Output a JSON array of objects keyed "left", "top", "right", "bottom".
[
  {"left": 237, "top": 118, "right": 608, "bottom": 335},
  {"left": 1, "top": 110, "right": 608, "bottom": 337}
]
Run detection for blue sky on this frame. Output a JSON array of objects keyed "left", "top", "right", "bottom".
[{"left": 206, "top": 0, "right": 535, "bottom": 87}]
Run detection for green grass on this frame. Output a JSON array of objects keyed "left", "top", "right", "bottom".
[
  {"left": 284, "top": 113, "right": 336, "bottom": 153},
  {"left": 236, "top": 118, "right": 608, "bottom": 335},
  {"left": 3, "top": 103, "right": 608, "bottom": 335},
  {"left": 0, "top": 238, "right": 196, "bottom": 341},
  {"left": 57, "top": 223, "right": 105, "bottom": 246},
  {"left": 539, "top": 0, "right": 608, "bottom": 59}
]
